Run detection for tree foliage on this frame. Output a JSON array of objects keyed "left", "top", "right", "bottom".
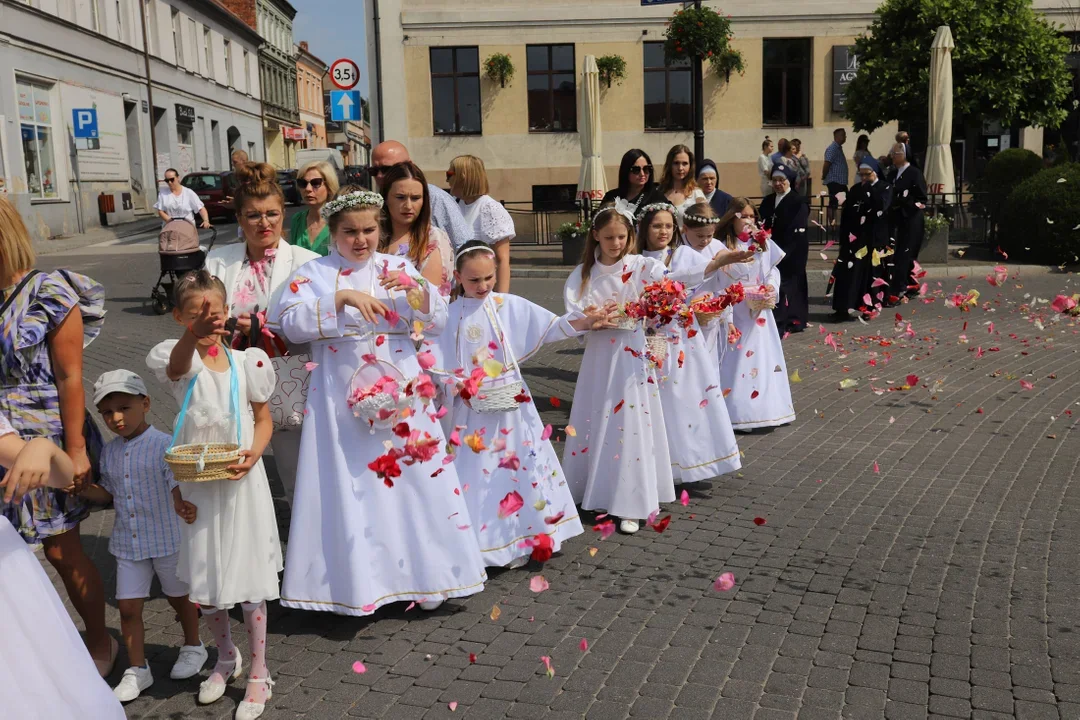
[
  {"left": 1000, "top": 163, "right": 1080, "bottom": 264},
  {"left": 843, "top": 0, "right": 1072, "bottom": 132}
]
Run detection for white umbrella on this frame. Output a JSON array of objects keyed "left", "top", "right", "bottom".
[
  {"left": 924, "top": 25, "right": 955, "bottom": 197},
  {"left": 576, "top": 55, "right": 606, "bottom": 206}
]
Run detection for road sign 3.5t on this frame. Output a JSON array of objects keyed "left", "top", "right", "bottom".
[{"left": 330, "top": 58, "right": 360, "bottom": 90}]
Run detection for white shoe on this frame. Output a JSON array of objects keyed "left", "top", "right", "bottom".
[
  {"left": 113, "top": 665, "right": 153, "bottom": 702},
  {"left": 235, "top": 677, "right": 274, "bottom": 720},
  {"left": 170, "top": 643, "right": 208, "bottom": 680},
  {"left": 620, "top": 519, "right": 640, "bottom": 534},
  {"left": 198, "top": 654, "right": 243, "bottom": 705},
  {"left": 505, "top": 556, "right": 529, "bottom": 569},
  {"left": 419, "top": 599, "right": 444, "bottom": 611}
]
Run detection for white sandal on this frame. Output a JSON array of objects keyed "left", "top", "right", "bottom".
[
  {"left": 235, "top": 676, "right": 275, "bottom": 720},
  {"left": 198, "top": 654, "right": 243, "bottom": 705}
]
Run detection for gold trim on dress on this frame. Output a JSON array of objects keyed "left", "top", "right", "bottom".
[
  {"left": 281, "top": 574, "right": 488, "bottom": 611},
  {"left": 673, "top": 449, "right": 741, "bottom": 470},
  {"left": 479, "top": 514, "right": 580, "bottom": 553},
  {"left": 730, "top": 410, "right": 795, "bottom": 427}
]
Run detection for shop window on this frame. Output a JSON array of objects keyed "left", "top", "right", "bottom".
[
  {"left": 17, "top": 79, "right": 59, "bottom": 200},
  {"left": 643, "top": 42, "right": 691, "bottom": 131},
  {"left": 430, "top": 47, "right": 481, "bottom": 135},
  {"left": 762, "top": 38, "right": 812, "bottom": 126},
  {"left": 527, "top": 44, "right": 576, "bottom": 132}
]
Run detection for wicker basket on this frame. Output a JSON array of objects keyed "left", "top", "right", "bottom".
[
  {"left": 348, "top": 361, "right": 411, "bottom": 433},
  {"left": 166, "top": 442, "right": 242, "bottom": 483},
  {"left": 693, "top": 310, "right": 725, "bottom": 326},
  {"left": 746, "top": 290, "right": 776, "bottom": 313},
  {"left": 645, "top": 332, "right": 668, "bottom": 363},
  {"left": 470, "top": 378, "right": 526, "bottom": 414}
]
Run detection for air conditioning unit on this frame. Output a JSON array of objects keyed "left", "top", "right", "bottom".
[{"left": 98, "top": 192, "right": 136, "bottom": 226}]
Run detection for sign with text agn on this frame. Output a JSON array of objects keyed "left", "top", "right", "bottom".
[
  {"left": 832, "top": 46, "right": 859, "bottom": 112},
  {"left": 330, "top": 90, "right": 362, "bottom": 122},
  {"left": 72, "top": 108, "right": 98, "bottom": 138}
]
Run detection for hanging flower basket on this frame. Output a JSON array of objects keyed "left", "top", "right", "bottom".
[
  {"left": 663, "top": 6, "right": 746, "bottom": 79},
  {"left": 596, "top": 54, "right": 628, "bottom": 88},
  {"left": 484, "top": 53, "right": 515, "bottom": 88}
]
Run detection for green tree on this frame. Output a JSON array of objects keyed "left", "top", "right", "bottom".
[{"left": 843, "top": 0, "right": 1072, "bottom": 133}]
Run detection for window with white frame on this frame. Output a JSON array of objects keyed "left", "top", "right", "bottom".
[
  {"left": 188, "top": 17, "right": 197, "bottom": 71},
  {"left": 172, "top": 8, "right": 183, "bottom": 67},
  {"left": 243, "top": 50, "right": 250, "bottom": 94},
  {"left": 203, "top": 26, "right": 212, "bottom": 79},
  {"left": 224, "top": 39, "right": 233, "bottom": 87},
  {"left": 17, "top": 79, "right": 59, "bottom": 200}
]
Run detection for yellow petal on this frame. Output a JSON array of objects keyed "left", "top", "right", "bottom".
[
  {"left": 854, "top": 246, "right": 868, "bottom": 259},
  {"left": 839, "top": 378, "right": 859, "bottom": 389},
  {"left": 490, "top": 605, "right": 501, "bottom": 621},
  {"left": 588, "top": 547, "right": 598, "bottom": 557},
  {"left": 533, "top": 498, "right": 547, "bottom": 511},
  {"left": 565, "top": 425, "right": 577, "bottom": 437},
  {"left": 789, "top": 369, "right": 802, "bottom": 383},
  {"left": 406, "top": 287, "right": 424, "bottom": 310},
  {"left": 871, "top": 249, "right": 882, "bottom": 267},
  {"left": 482, "top": 359, "right": 504, "bottom": 378}
]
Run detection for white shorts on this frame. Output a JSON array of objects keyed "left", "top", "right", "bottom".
[{"left": 115, "top": 553, "right": 188, "bottom": 600}]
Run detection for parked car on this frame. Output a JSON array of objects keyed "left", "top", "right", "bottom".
[
  {"left": 278, "top": 169, "right": 300, "bottom": 205},
  {"left": 181, "top": 171, "right": 235, "bottom": 222},
  {"left": 344, "top": 165, "right": 369, "bottom": 187}
]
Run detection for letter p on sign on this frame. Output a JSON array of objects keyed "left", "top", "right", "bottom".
[{"left": 73, "top": 108, "right": 99, "bottom": 139}]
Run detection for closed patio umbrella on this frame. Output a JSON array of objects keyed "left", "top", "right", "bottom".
[
  {"left": 924, "top": 25, "right": 955, "bottom": 197},
  {"left": 576, "top": 55, "right": 606, "bottom": 209}
]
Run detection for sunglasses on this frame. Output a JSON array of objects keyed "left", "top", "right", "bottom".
[
  {"left": 630, "top": 165, "right": 653, "bottom": 176},
  {"left": 445, "top": 169, "right": 455, "bottom": 182},
  {"left": 296, "top": 177, "right": 324, "bottom": 190},
  {"left": 371, "top": 165, "right": 392, "bottom": 176},
  {"left": 165, "top": 177, "right": 178, "bottom": 183}
]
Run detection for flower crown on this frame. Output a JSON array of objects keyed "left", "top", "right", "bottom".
[
  {"left": 594, "top": 197, "right": 637, "bottom": 226},
  {"left": 321, "top": 190, "right": 384, "bottom": 219},
  {"left": 637, "top": 202, "right": 680, "bottom": 224},
  {"left": 683, "top": 211, "right": 721, "bottom": 226}
]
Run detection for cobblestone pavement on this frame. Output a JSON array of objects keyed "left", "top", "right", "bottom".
[{"left": 36, "top": 239, "right": 1080, "bottom": 719}]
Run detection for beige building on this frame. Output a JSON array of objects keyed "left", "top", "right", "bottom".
[
  {"left": 368, "top": 0, "right": 1067, "bottom": 204},
  {"left": 296, "top": 40, "right": 327, "bottom": 149}
]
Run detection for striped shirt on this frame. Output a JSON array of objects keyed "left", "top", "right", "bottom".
[
  {"left": 99, "top": 426, "right": 182, "bottom": 561},
  {"left": 823, "top": 141, "right": 849, "bottom": 185}
]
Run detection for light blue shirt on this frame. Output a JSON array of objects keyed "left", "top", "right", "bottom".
[
  {"left": 99, "top": 426, "right": 182, "bottom": 561},
  {"left": 428, "top": 183, "right": 474, "bottom": 251},
  {"left": 824, "top": 141, "right": 849, "bottom": 186}
]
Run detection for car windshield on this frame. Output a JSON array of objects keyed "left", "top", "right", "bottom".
[{"left": 182, "top": 175, "right": 222, "bottom": 191}]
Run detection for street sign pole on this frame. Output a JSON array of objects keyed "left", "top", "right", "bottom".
[{"left": 692, "top": 0, "right": 705, "bottom": 165}]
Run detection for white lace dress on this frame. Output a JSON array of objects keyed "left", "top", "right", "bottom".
[
  {"left": 0, "top": 414, "right": 125, "bottom": 719},
  {"left": 458, "top": 195, "right": 516, "bottom": 246}
]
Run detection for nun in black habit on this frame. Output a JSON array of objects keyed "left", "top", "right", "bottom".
[
  {"left": 829, "top": 157, "right": 892, "bottom": 320},
  {"left": 759, "top": 163, "right": 810, "bottom": 334},
  {"left": 886, "top": 143, "right": 928, "bottom": 298}
]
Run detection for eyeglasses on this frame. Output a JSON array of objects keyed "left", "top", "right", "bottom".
[
  {"left": 242, "top": 211, "right": 283, "bottom": 223},
  {"left": 165, "top": 177, "right": 178, "bottom": 183},
  {"left": 630, "top": 165, "right": 653, "bottom": 176},
  {"left": 296, "top": 177, "right": 324, "bottom": 190}
]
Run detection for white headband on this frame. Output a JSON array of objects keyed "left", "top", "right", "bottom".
[
  {"left": 454, "top": 244, "right": 496, "bottom": 264},
  {"left": 595, "top": 197, "right": 637, "bottom": 226}
]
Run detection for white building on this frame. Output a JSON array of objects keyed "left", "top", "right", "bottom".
[{"left": 0, "top": 0, "right": 263, "bottom": 245}]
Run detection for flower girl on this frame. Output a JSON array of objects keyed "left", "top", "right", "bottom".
[
  {"left": 146, "top": 270, "right": 281, "bottom": 719},
  {"left": 428, "top": 240, "right": 613, "bottom": 568},
  {"left": 269, "top": 187, "right": 487, "bottom": 616}
]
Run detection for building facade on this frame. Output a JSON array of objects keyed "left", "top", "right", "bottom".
[
  {"left": 368, "top": 0, "right": 1068, "bottom": 204},
  {"left": 296, "top": 40, "right": 327, "bottom": 149},
  {"left": 0, "top": 0, "right": 263, "bottom": 245}
]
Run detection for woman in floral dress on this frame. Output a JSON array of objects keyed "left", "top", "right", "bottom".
[{"left": 0, "top": 195, "right": 116, "bottom": 675}]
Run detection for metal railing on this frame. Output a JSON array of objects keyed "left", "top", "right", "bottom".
[{"left": 495, "top": 191, "right": 992, "bottom": 247}]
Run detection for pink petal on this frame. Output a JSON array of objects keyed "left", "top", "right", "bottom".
[
  {"left": 541, "top": 424, "right": 553, "bottom": 441},
  {"left": 529, "top": 575, "right": 550, "bottom": 593},
  {"left": 579, "top": 638, "right": 589, "bottom": 652},
  {"left": 417, "top": 351, "right": 436, "bottom": 370},
  {"left": 448, "top": 701, "right": 458, "bottom": 712},
  {"left": 714, "top": 572, "right": 736, "bottom": 592},
  {"left": 680, "top": 489, "right": 689, "bottom": 507},
  {"left": 352, "top": 661, "right": 367, "bottom": 673}
]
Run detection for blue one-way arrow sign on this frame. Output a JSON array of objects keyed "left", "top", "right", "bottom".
[{"left": 330, "top": 90, "right": 361, "bottom": 122}]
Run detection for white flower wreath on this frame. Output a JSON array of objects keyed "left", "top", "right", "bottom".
[{"left": 321, "top": 190, "right": 385, "bottom": 219}]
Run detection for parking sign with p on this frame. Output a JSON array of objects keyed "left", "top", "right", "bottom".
[{"left": 73, "top": 108, "right": 99, "bottom": 139}]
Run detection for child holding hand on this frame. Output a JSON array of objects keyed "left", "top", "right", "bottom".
[
  {"left": 79, "top": 370, "right": 205, "bottom": 703},
  {"left": 146, "top": 270, "right": 281, "bottom": 720}
]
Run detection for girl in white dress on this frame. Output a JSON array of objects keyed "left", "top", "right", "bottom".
[
  {"left": 269, "top": 188, "right": 488, "bottom": 617},
  {"left": 147, "top": 270, "right": 281, "bottom": 720},
  {"left": 562, "top": 206, "right": 680, "bottom": 534},
  {"left": 636, "top": 203, "right": 745, "bottom": 484},
  {"left": 712, "top": 200, "right": 796, "bottom": 430},
  {"left": 0, "top": 414, "right": 125, "bottom": 720},
  {"left": 429, "top": 241, "right": 613, "bottom": 568}
]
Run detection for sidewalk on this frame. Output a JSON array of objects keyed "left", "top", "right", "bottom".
[{"left": 34, "top": 214, "right": 163, "bottom": 256}]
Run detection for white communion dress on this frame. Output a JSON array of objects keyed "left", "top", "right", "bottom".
[
  {"left": 562, "top": 253, "right": 675, "bottom": 521},
  {"left": 0, "top": 415, "right": 125, "bottom": 720},
  {"left": 146, "top": 343, "right": 283, "bottom": 609},
  {"left": 269, "top": 250, "right": 487, "bottom": 615},
  {"left": 689, "top": 239, "right": 736, "bottom": 367},
  {"left": 643, "top": 245, "right": 742, "bottom": 482},
  {"left": 428, "top": 293, "right": 585, "bottom": 567},
  {"left": 712, "top": 237, "right": 795, "bottom": 429}
]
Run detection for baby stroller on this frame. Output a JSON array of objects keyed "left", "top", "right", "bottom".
[{"left": 150, "top": 219, "right": 217, "bottom": 315}]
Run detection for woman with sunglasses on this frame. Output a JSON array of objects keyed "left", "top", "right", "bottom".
[
  {"left": 600, "top": 149, "right": 666, "bottom": 217},
  {"left": 288, "top": 161, "right": 340, "bottom": 256},
  {"left": 154, "top": 168, "right": 210, "bottom": 229}
]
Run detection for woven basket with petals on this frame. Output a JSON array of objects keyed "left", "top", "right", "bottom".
[
  {"left": 166, "top": 442, "right": 241, "bottom": 483},
  {"left": 746, "top": 289, "right": 776, "bottom": 312}
]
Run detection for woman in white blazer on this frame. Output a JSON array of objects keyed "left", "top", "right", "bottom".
[{"left": 204, "top": 162, "right": 319, "bottom": 503}]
